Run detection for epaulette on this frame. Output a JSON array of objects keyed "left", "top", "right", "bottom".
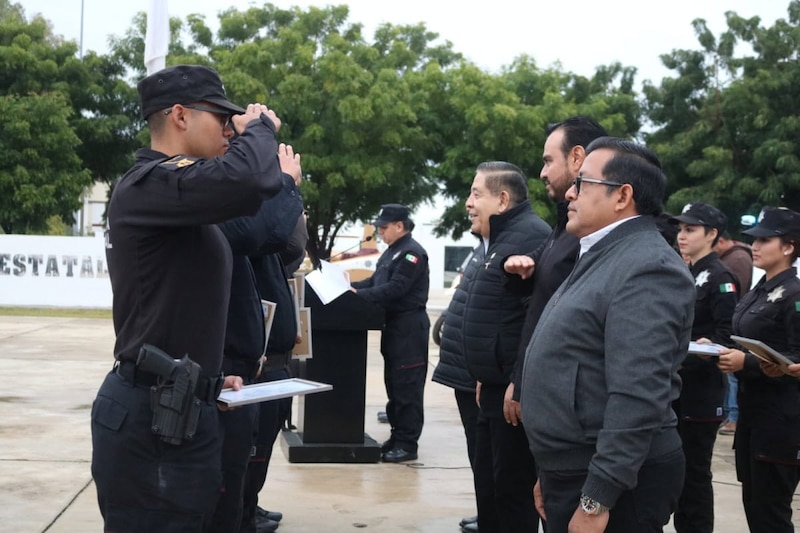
[{"left": 159, "top": 155, "right": 199, "bottom": 170}]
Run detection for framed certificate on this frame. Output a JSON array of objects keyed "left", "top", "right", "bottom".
[
  {"left": 730, "top": 335, "right": 794, "bottom": 374},
  {"left": 217, "top": 378, "right": 332, "bottom": 407}
]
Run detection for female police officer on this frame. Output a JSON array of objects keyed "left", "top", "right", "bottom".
[
  {"left": 717, "top": 206, "right": 800, "bottom": 533},
  {"left": 670, "top": 202, "right": 739, "bottom": 533}
]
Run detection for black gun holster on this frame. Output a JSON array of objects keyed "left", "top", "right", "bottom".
[{"left": 136, "top": 344, "right": 205, "bottom": 446}]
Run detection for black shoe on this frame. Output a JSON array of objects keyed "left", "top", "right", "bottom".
[
  {"left": 380, "top": 439, "right": 394, "bottom": 453},
  {"left": 377, "top": 411, "right": 389, "bottom": 423},
  {"left": 256, "top": 517, "right": 280, "bottom": 533},
  {"left": 256, "top": 506, "right": 283, "bottom": 523},
  {"left": 381, "top": 447, "right": 417, "bottom": 463},
  {"left": 459, "top": 515, "right": 478, "bottom": 528},
  {"left": 461, "top": 521, "right": 478, "bottom": 533}
]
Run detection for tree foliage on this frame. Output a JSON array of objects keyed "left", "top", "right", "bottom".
[
  {"left": 108, "top": 4, "right": 643, "bottom": 252},
  {"left": 644, "top": 1, "right": 800, "bottom": 232},
  {"left": 0, "top": 1, "right": 138, "bottom": 234},
  {"left": 425, "top": 57, "right": 642, "bottom": 238},
  {"left": 10, "top": 0, "right": 798, "bottom": 247},
  {"left": 0, "top": 1, "right": 90, "bottom": 233},
  {"left": 109, "top": 4, "right": 464, "bottom": 261}
]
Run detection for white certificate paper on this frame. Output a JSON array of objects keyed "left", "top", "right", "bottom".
[
  {"left": 688, "top": 341, "right": 726, "bottom": 357},
  {"left": 304, "top": 260, "right": 351, "bottom": 305},
  {"left": 217, "top": 378, "right": 332, "bottom": 407}
]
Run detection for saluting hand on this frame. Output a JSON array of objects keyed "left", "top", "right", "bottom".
[
  {"left": 231, "top": 103, "right": 282, "bottom": 133},
  {"left": 278, "top": 143, "right": 302, "bottom": 186}
]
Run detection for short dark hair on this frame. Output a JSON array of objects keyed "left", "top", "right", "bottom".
[
  {"left": 585, "top": 137, "right": 666, "bottom": 216},
  {"left": 476, "top": 161, "right": 529, "bottom": 206},
  {"left": 547, "top": 116, "right": 609, "bottom": 156},
  {"left": 146, "top": 110, "right": 168, "bottom": 134},
  {"left": 400, "top": 219, "right": 415, "bottom": 232},
  {"left": 702, "top": 226, "right": 721, "bottom": 248}
]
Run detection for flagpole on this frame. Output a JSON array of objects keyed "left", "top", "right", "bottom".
[
  {"left": 79, "top": 0, "right": 84, "bottom": 59},
  {"left": 144, "top": 0, "right": 168, "bottom": 75}
]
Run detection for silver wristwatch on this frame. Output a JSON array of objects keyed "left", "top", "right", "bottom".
[{"left": 580, "top": 494, "right": 609, "bottom": 515}]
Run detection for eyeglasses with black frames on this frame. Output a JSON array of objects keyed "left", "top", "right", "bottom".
[
  {"left": 571, "top": 176, "right": 624, "bottom": 195},
  {"left": 163, "top": 104, "right": 233, "bottom": 130}
]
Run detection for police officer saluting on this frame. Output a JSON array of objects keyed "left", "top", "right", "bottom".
[
  {"left": 351, "top": 204, "right": 430, "bottom": 462},
  {"left": 91, "top": 65, "right": 286, "bottom": 532}
]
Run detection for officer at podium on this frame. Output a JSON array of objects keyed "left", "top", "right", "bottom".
[{"left": 351, "top": 204, "right": 430, "bottom": 462}]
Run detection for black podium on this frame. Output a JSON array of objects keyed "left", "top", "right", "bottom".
[{"left": 281, "top": 283, "right": 385, "bottom": 463}]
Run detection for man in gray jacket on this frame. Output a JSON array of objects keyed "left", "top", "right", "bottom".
[{"left": 521, "top": 137, "right": 695, "bottom": 533}]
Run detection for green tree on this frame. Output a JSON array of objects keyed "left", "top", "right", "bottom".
[
  {"left": 426, "top": 57, "right": 642, "bottom": 238},
  {"left": 0, "top": 1, "right": 139, "bottom": 233},
  {"left": 643, "top": 1, "right": 800, "bottom": 229},
  {"left": 214, "top": 5, "right": 465, "bottom": 262},
  {"left": 0, "top": 1, "right": 91, "bottom": 233},
  {"left": 110, "top": 4, "right": 464, "bottom": 262},
  {"left": 107, "top": 3, "right": 641, "bottom": 251}
]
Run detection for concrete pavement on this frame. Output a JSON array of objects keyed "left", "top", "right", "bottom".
[{"left": 0, "top": 292, "right": 797, "bottom": 532}]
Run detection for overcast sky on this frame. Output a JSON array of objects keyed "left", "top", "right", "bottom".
[{"left": 17, "top": 0, "right": 793, "bottom": 86}]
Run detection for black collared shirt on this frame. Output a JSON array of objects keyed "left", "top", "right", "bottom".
[{"left": 106, "top": 115, "right": 283, "bottom": 375}]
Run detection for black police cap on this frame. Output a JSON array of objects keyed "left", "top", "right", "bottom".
[
  {"left": 669, "top": 202, "right": 727, "bottom": 232},
  {"left": 374, "top": 204, "right": 411, "bottom": 226},
  {"left": 137, "top": 65, "right": 245, "bottom": 119},
  {"left": 742, "top": 207, "right": 800, "bottom": 238}
]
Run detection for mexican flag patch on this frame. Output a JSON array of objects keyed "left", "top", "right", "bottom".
[
  {"left": 405, "top": 253, "right": 419, "bottom": 264},
  {"left": 719, "top": 283, "right": 736, "bottom": 293}
]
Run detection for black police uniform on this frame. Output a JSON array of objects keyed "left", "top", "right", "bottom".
[
  {"left": 91, "top": 65, "right": 284, "bottom": 532},
  {"left": 352, "top": 227, "right": 430, "bottom": 457},
  {"left": 733, "top": 267, "right": 800, "bottom": 533},
  {"left": 240, "top": 249, "right": 306, "bottom": 533},
  {"left": 209, "top": 174, "right": 302, "bottom": 533},
  {"left": 673, "top": 251, "right": 738, "bottom": 533}
]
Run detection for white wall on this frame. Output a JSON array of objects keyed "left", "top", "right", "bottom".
[
  {"left": 0, "top": 233, "right": 112, "bottom": 308},
  {"left": 410, "top": 200, "right": 477, "bottom": 289},
  {"left": 0, "top": 197, "right": 475, "bottom": 308}
]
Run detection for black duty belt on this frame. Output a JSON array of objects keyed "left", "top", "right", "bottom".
[
  {"left": 262, "top": 351, "right": 292, "bottom": 372},
  {"left": 115, "top": 360, "right": 221, "bottom": 402}
]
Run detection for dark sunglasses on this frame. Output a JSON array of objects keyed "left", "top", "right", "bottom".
[
  {"left": 571, "top": 176, "right": 624, "bottom": 195},
  {"left": 164, "top": 104, "right": 234, "bottom": 130}
]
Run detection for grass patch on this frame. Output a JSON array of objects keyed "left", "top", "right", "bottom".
[{"left": 0, "top": 307, "right": 111, "bottom": 319}]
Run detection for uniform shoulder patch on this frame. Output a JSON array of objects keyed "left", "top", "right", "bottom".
[
  {"left": 795, "top": 301, "right": 800, "bottom": 312},
  {"left": 719, "top": 283, "right": 736, "bottom": 294},
  {"left": 159, "top": 155, "right": 199, "bottom": 170},
  {"left": 404, "top": 253, "right": 419, "bottom": 264}
]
